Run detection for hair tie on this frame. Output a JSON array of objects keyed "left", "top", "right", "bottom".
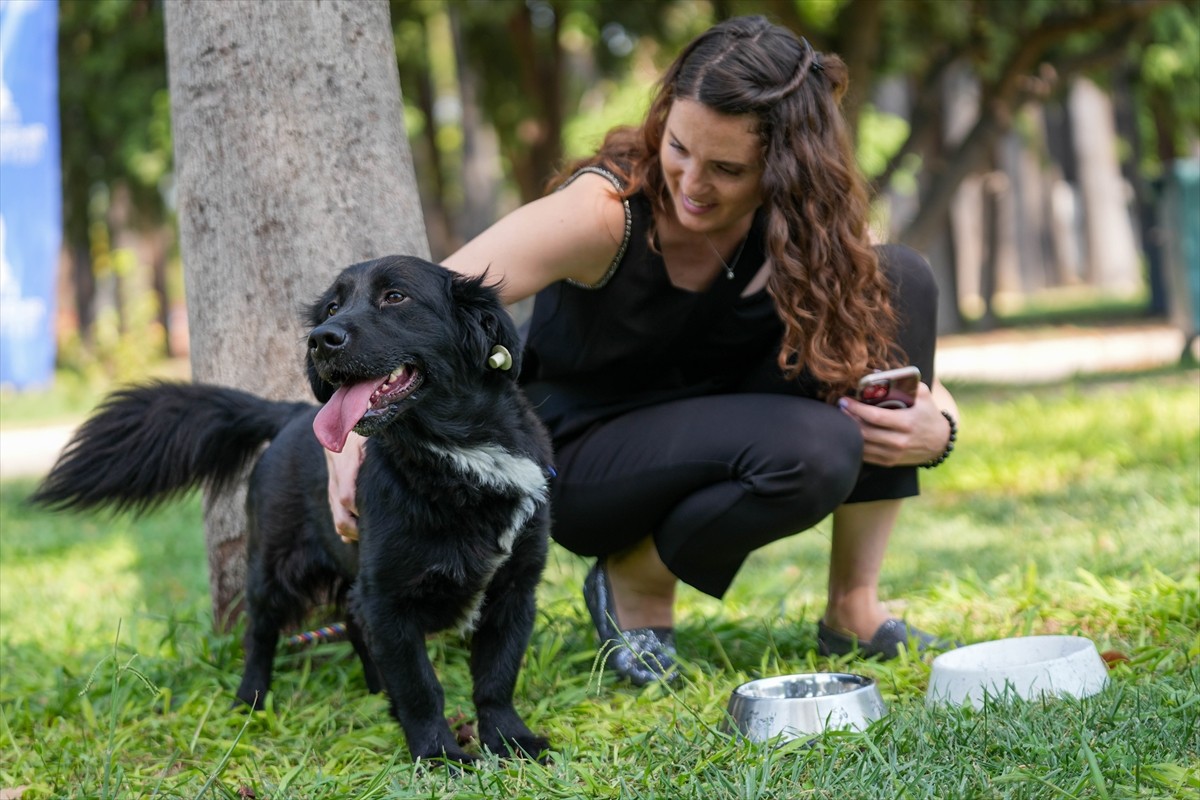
[
  {"left": 801, "top": 37, "right": 824, "bottom": 74},
  {"left": 761, "top": 37, "right": 823, "bottom": 102}
]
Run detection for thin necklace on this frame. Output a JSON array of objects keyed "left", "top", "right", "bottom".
[{"left": 705, "top": 232, "right": 749, "bottom": 280}]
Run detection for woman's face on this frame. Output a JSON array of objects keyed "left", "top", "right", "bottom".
[{"left": 660, "top": 98, "right": 764, "bottom": 235}]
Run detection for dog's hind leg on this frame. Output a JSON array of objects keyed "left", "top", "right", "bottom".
[
  {"left": 343, "top": 605, "right": 382, "bottom": 695},
  {"left": 235, "top": 609, "right": 282, "bottom": 710},
  {"left": 234, "top": 575, "right": 291, "bottom": 710}
]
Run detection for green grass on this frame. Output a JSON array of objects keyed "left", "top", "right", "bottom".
[
  {"left": 1, "top": 370, "right": 1198, "bottom": 798},
  {"left": 960, "top": 285, "right": 1153, "bottom": 331}
]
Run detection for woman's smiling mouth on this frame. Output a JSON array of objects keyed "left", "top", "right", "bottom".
[{"left": 681, "top": 194, "right": 716, "bottom": 215}]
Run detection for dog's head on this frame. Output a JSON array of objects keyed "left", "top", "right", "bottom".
[{"left": 304, "top": 255, "right": 522, "bottom": 452}]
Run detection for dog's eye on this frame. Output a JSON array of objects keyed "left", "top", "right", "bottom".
[
  {"left": 382, "top": 291, "right": 407, "bottom": 306},
  {"left": 325, "top": 302, "right": 339, "bottom": 318}
]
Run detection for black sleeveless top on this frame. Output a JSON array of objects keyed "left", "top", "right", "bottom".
[{"left": 521, "top": 167, "right": 784, "bottom": 445}]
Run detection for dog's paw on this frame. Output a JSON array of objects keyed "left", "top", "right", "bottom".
[
  {"left": 484, "top": 732, "right": 552, "bottom": 763},
  {"left": 233, "top": 687, "right": 267, "bottom": 711},
  {"left": 415, "top": 748, "right": 481, "bottom": 771}
]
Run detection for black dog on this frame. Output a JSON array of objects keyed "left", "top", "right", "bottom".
[{"left": 33, "top": 255, "right": 554, "bottom": 764}]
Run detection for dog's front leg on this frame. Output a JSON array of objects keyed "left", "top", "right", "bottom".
[
  {"left": 469, "top": 539, "right": 551, "bottom": 760},
  {"left": 361, "top": 609, "right": 475, "bottom": 765}
]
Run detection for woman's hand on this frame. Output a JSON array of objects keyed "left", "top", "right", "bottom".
[
  {"left": 838, "top": 380, "right": 956, "bottom": 468},
  {"left": 326, "top": 431, "right": 366, "bottom": 542}
]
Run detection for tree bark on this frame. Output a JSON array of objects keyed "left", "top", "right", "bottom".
[
  {"left": 165, "top": 0, "right": 427, "bottom": 627},
  {"left": 1069, "top": 77, "right": 1141, "bottom": 293}
]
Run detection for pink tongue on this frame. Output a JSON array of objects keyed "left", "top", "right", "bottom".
[{"left": 313, "top": 380, "right": 379, "bottom": 452}]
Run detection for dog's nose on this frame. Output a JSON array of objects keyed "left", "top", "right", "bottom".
[{"left": 308, "top": 327, "right": 348, "bottom": 353}]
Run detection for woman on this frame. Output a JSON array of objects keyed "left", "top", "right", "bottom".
[{"left": 328, "top": 15, "right": 960, "bottom": 685}]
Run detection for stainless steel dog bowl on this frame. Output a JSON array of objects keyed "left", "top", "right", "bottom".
[{"left": 726, "top": 673, "right": 888, "bottom": 743}]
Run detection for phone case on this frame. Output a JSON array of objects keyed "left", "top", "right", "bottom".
[{"left": 856, "top": 366, "right": 920, "bottom": 409}]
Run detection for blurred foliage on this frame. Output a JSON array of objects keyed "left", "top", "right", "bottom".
[
  {"left": 50, "top": 0, "right": 1200, "bottom": 368},
  {"left": 1136, "top": 1, "right": 1200, "bottom": 176},
  {"left": 59, "top": 0, "right": 170, "bottom": 248},
  {"left": 57, "top": 0, "right": 174, "bottom": 376},
  {"left": 55, "top": 0, "right": 1200, "bottom": 243}
]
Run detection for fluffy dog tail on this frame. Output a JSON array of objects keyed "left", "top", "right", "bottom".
[{"left": 30, "top": 382, "right": 312, "bottom": 515}]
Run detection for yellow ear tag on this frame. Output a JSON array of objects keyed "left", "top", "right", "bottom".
[{"left": 487, "top": 345, "right": 513, "bottom": 371}]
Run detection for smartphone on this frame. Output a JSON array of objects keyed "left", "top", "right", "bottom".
[{"left": 856, "top": 366, "right": 921, "bottom": 409}]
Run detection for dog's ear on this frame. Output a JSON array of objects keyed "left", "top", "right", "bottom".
[{"left": 451, "top": 271, "right": 523, "bottom": 379}]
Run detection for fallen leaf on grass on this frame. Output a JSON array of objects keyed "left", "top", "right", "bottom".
[
  {"left": 1101, "top": 650, "right": 1130, "bottom": 667},
  {"left": 1, "top": 787, "right": 29, "bottom": 800},
  {"left": 447, "top": 710, "right": 478, "bottom": 746}
]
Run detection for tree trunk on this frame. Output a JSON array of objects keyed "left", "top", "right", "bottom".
[
  {"left": 70, "top": 243, "right": 95, "bottom": 344},
  {"left": 1003, "top": 114, "right": 1049, "bottom": 294},
  {"left": 832, "top": 0, "right": 884, "bottom": 137},
  {"left": 931, "top": 61, "right": 979, "bottom": 334},
  {"left": 148, "top": 228, "right": 175, "bottom": 358},
  {"left": 450, "top": 5, "right": 502, "bottom": 244},
  {"left": 949, "top": 173, "right": 983, "bottom": 319},
  {"left": 1113, "top": 66, "right": 1167, "bottom": 317},
  {"left": 165, "top": 0, "right": 427, "bottom": 627},
  {"left": 1068, "top": 77, "right": 1141, "bottom": 293},
  {"left": 406, "top": 14, "right": 453, "bottom": 260},
  {"left": 504, "top": 4, "right": 562, "bottom": 202},
  {"left": 978, "top": 171, "right": 1004, "bottom": 330},
  {"left": 896, "top": 2, "right": 1164, "bottom": 258}
]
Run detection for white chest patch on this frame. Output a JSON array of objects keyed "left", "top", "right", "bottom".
[{"left": 427, "top": 442, "right": 549, "bottom": 633}]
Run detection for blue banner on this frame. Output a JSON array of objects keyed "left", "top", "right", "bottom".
[{"left": 0, "top": 0, "right": 60, "bottom": 389}]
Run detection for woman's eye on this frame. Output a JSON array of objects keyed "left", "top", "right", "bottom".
[
  {"left": 382, "top": 291, "right": 407, "bottom": 305},
  {"left": 325, "top": 303, "right": 339, "bottom": 318}
]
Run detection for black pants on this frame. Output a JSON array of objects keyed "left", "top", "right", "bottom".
[{"left": 549, "top": 245, "right": 940, "bottom": 598}]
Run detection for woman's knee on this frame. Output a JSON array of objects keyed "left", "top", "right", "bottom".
[{"left": 735, "top": 401, "right": 862, "bottom": 505}]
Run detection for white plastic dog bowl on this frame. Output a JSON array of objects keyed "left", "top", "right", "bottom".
[
  {"left": 927, "top": 635, "right": 1109, "bottom": 709},
  {"left": 726, "top": 673, "right": 887, "bottom": 743}
]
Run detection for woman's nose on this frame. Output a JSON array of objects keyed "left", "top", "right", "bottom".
[{"left": 680, "top": 165, "right": 706, "bottom": 195}]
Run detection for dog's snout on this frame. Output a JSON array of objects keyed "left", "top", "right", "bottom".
[{"left": 309, "top": 326, "right": 349, "bottom": 354}]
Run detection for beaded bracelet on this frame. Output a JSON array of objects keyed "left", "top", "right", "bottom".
[{"left": 920, "top": 410, "right": 957, "bottom": 469}]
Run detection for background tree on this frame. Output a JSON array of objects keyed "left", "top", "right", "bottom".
[
  {"left": 164, "top": 0, "right": 427, "bottom": 626},
  {"left": 865, "top": 1, "right": 1171, "bottom": 241},
  {"left": 52, "top": 0, "right": 1199, "bottom": 374},
  {"left": 58, "top": 0, "right": 173, "bottom": 365},
  {"left": 389, "top": 0, "right": 679, "bottom": 258},
  {"left": 392, "top": 0, "right": 1191, "bottom": 330}
]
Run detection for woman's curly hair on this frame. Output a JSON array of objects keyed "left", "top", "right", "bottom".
[{"left": 556, "top": 15, "right": 900, "bottom": 400}]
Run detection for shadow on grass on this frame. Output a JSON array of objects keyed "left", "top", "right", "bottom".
[{"left": 0, "top": 478, "right": 210, "bottom": 622}]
